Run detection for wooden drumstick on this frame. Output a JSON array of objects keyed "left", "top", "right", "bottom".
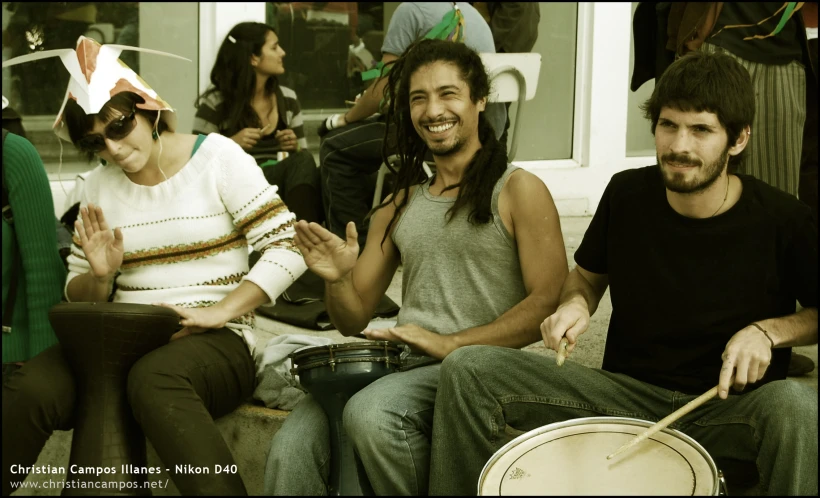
[
  {"left": 606, "top": 385, "right": 719, "bottom": 460},
  {"left": 556, "top": 337, "right": 569, "bottom": 366}
]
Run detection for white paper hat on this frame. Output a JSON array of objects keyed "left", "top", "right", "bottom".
[{"left": 2, "top": 36, "right": 190, "bottom": 141}]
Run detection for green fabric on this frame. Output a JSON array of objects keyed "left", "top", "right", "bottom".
[
  {"left": 361, "top": 61, "right": 388, "bottom": 82},
  {"left": 361, "top": 5, "right": 465, "bottom": 82},
  {"left": 2, "top": 133, "right": 66, "bottom": 363},
  {"left": 424, "top": 5, "right": 464, "bottom": 41},
  {"left": 773, "top": 2, "right": 798, "bottom": 35},
  {"left": 192, "top": 134, "right": 207, "bottom": 157}
]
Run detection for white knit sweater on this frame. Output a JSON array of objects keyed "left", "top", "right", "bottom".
[{"left": 65, "top": 133, "right": 307, "bottom": 354}]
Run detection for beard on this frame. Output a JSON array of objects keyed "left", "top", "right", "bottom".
[
  {"left": 659, "top": 146, "right": 729, "bottom": 194},
  {"left": 427, "top": 135, "right": 465, "bottom": 156},
  {"left": 419, "top": 119, "right": 466, "bottom": 157}
]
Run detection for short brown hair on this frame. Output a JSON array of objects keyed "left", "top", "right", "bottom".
[{"left": 641, "top": 51, "right": 754, "bottom": 171}]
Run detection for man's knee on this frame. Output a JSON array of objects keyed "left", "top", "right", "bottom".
[
  {"left": 344, "top": 394, "right": 388, "bottom": 440},
  {"left": 441, "top": 345, "right": 498, "bottom": 383},
  {"left": 756, "top": 380, "right": 817, "bottom": 431}
]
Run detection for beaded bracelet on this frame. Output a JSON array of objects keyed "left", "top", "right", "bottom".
[{"left": 751, "top": 323, "right": 774, "bottom": 348}]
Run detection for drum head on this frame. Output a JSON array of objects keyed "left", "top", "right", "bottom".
[{"left": 479, "top": 417, "right": 717, "bottom": 496}]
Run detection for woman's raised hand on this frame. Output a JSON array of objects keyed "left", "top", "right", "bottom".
[
  {"left": 293, "top": 221, "right": 359, "bottom": 283},
  {"left": 74, "top": 203, "right": 124, "bottom": 283}
]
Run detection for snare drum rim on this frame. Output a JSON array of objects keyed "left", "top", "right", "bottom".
[
  {"left": 477, "top": 416, "right": 719, "bottom": 496},
  {"left": 289, "top": 341, "right": 401, "bottom": 362}
]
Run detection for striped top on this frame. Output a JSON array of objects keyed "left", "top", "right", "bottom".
[
  {"left": 193, "top": 84, "right": 307, "bottom": 166},
  {"left": 65, "top": 133, "right": 308, "bottom": 355},
  {"left": 2, "top": 133, "right": 67, "bottom": 362}
]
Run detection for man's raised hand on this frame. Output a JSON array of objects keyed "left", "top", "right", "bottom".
[{"left": 293, "top": 221, "right": 359, "bottom": 282}]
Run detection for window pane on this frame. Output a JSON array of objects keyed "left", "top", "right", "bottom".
[
  {"left": 266, "top": 2, "right": 577, "bottom": 161},
  {"left": 626, "top": 2, "right": 657, "bottom": 157},
  {"left": 2, "top": 2, "right": 200, "bottom": 177},
  {"left": 508, "top": 2, "right": 577, "bottom": 161},
  {"left": 267, "top": 2, "right": 386, "bottom": 112}
]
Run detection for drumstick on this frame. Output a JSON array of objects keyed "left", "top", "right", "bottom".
[
  {"left": 556, "top": 337, "right": 569, "bottom": 366},
  {"left": 606, "top": 385, "right": 719, "bottom": 460}
]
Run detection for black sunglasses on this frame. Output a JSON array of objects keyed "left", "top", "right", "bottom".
[{"left": 76, "top": 108, "right": 138, "bottom": 154}]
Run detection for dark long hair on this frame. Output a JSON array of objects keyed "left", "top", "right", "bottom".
[
  {"left": 63, "top": 92, "right": 167, "bottom": 162},
  {"left": 641, "top": 51, "right": 755, "bottom": 172},
  {"left": 374, "top": 38, "right": 507, "bottom": 248},
  {"left": 196, "top": 22, "right": 278, "bottom": 136}
]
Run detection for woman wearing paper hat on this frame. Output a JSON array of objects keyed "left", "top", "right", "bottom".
[
  {"left": 1, "top": 36, "right": 307, "bottom": 495},
  {"left": 194, "top": 22, "right": 324, "bottom": 226}
]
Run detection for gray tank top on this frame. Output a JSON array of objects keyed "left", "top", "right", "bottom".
[{"left": 392, "top": 165, "right": 527, "bottom": 335}]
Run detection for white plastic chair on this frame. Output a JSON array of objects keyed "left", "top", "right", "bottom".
[
  {"left": 480, "top": 52, "right": 542, "bottom": 162},
  {"left": 371, "top": 52, "right": 541, "bottom": 208}
]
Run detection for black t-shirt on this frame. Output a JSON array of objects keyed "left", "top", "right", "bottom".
[
  {"left": 709, "top": 2, "right": 803, "bottom": 65},
  {"left": 575, "top": 166, "right": 817, "bottom": 394}
]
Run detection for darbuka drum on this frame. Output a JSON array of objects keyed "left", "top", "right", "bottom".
[
  {"left": 290, "top": 341, "right": 402, "bottom": 496},
  {"left": 478, "top": 417, "right": 726, "bottom": 496},
  {"left": 49, "top": 302, "right": 180, "bottom": 496}
]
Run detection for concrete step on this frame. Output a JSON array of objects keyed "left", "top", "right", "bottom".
[{"left": 11, "top": 404, "right": 289, "bottom": 497}]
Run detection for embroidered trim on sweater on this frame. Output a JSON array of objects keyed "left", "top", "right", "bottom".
[
  {"left": 118, "top": 272, "right": 248, "bottom": 291},
  {"left": 120, "top": 231, "right": 248, "bottom": 270},
  {"left": 236, "top": 198, "right": 289, "bottom": 234},
  {"left": 257, "top": 259, "right": 298, "bottom": 281},
  {"left": 121, "top": 210, "right": 228, "bottom": 230}
]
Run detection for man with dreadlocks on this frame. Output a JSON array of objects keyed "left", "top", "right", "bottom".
[
  {"left": 263, "top": 39, "right": 568, "bottom": 495},
  {"left": 317, "top": 2, "right": 508, "bottom": 250}
]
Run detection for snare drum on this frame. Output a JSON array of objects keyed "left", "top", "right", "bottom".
[
  {"left": 478, "top": 417, "right": 726, "bottom": 496},
  {"left": 290, "top": 341, "right": 402, "bottom": 496}
]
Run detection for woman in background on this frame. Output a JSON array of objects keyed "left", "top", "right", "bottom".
[{"left": 195, "top": 22, "right": 323, "bottom": 225}]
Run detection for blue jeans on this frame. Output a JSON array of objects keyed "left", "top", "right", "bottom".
[
  {"left": 428, "top": 346, "right": 818, "bottom": 496},
  {"left": 264, "top": 363, "right": 441, "bottom": 495}
]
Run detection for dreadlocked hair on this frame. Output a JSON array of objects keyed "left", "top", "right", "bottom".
[{"left": 371, "top": 38, "right": 508, "bottom": 249}]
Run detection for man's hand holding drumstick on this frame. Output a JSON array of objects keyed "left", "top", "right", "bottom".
[
  {"left": 540, "top": 293, "right": 591, "bottom": 366},
  {"left": 541, "top": 266, "right": 609, "bottom": 366},
  {"left": 608, "top": 324, "right": 776, "bottom": 460},
  {"left": 717, "top": 323, "right": 775, "bottom": 398}
]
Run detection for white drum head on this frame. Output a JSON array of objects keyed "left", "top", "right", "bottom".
[{"left": 479, "top": 417, "right": 718, "bottom": 496}]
